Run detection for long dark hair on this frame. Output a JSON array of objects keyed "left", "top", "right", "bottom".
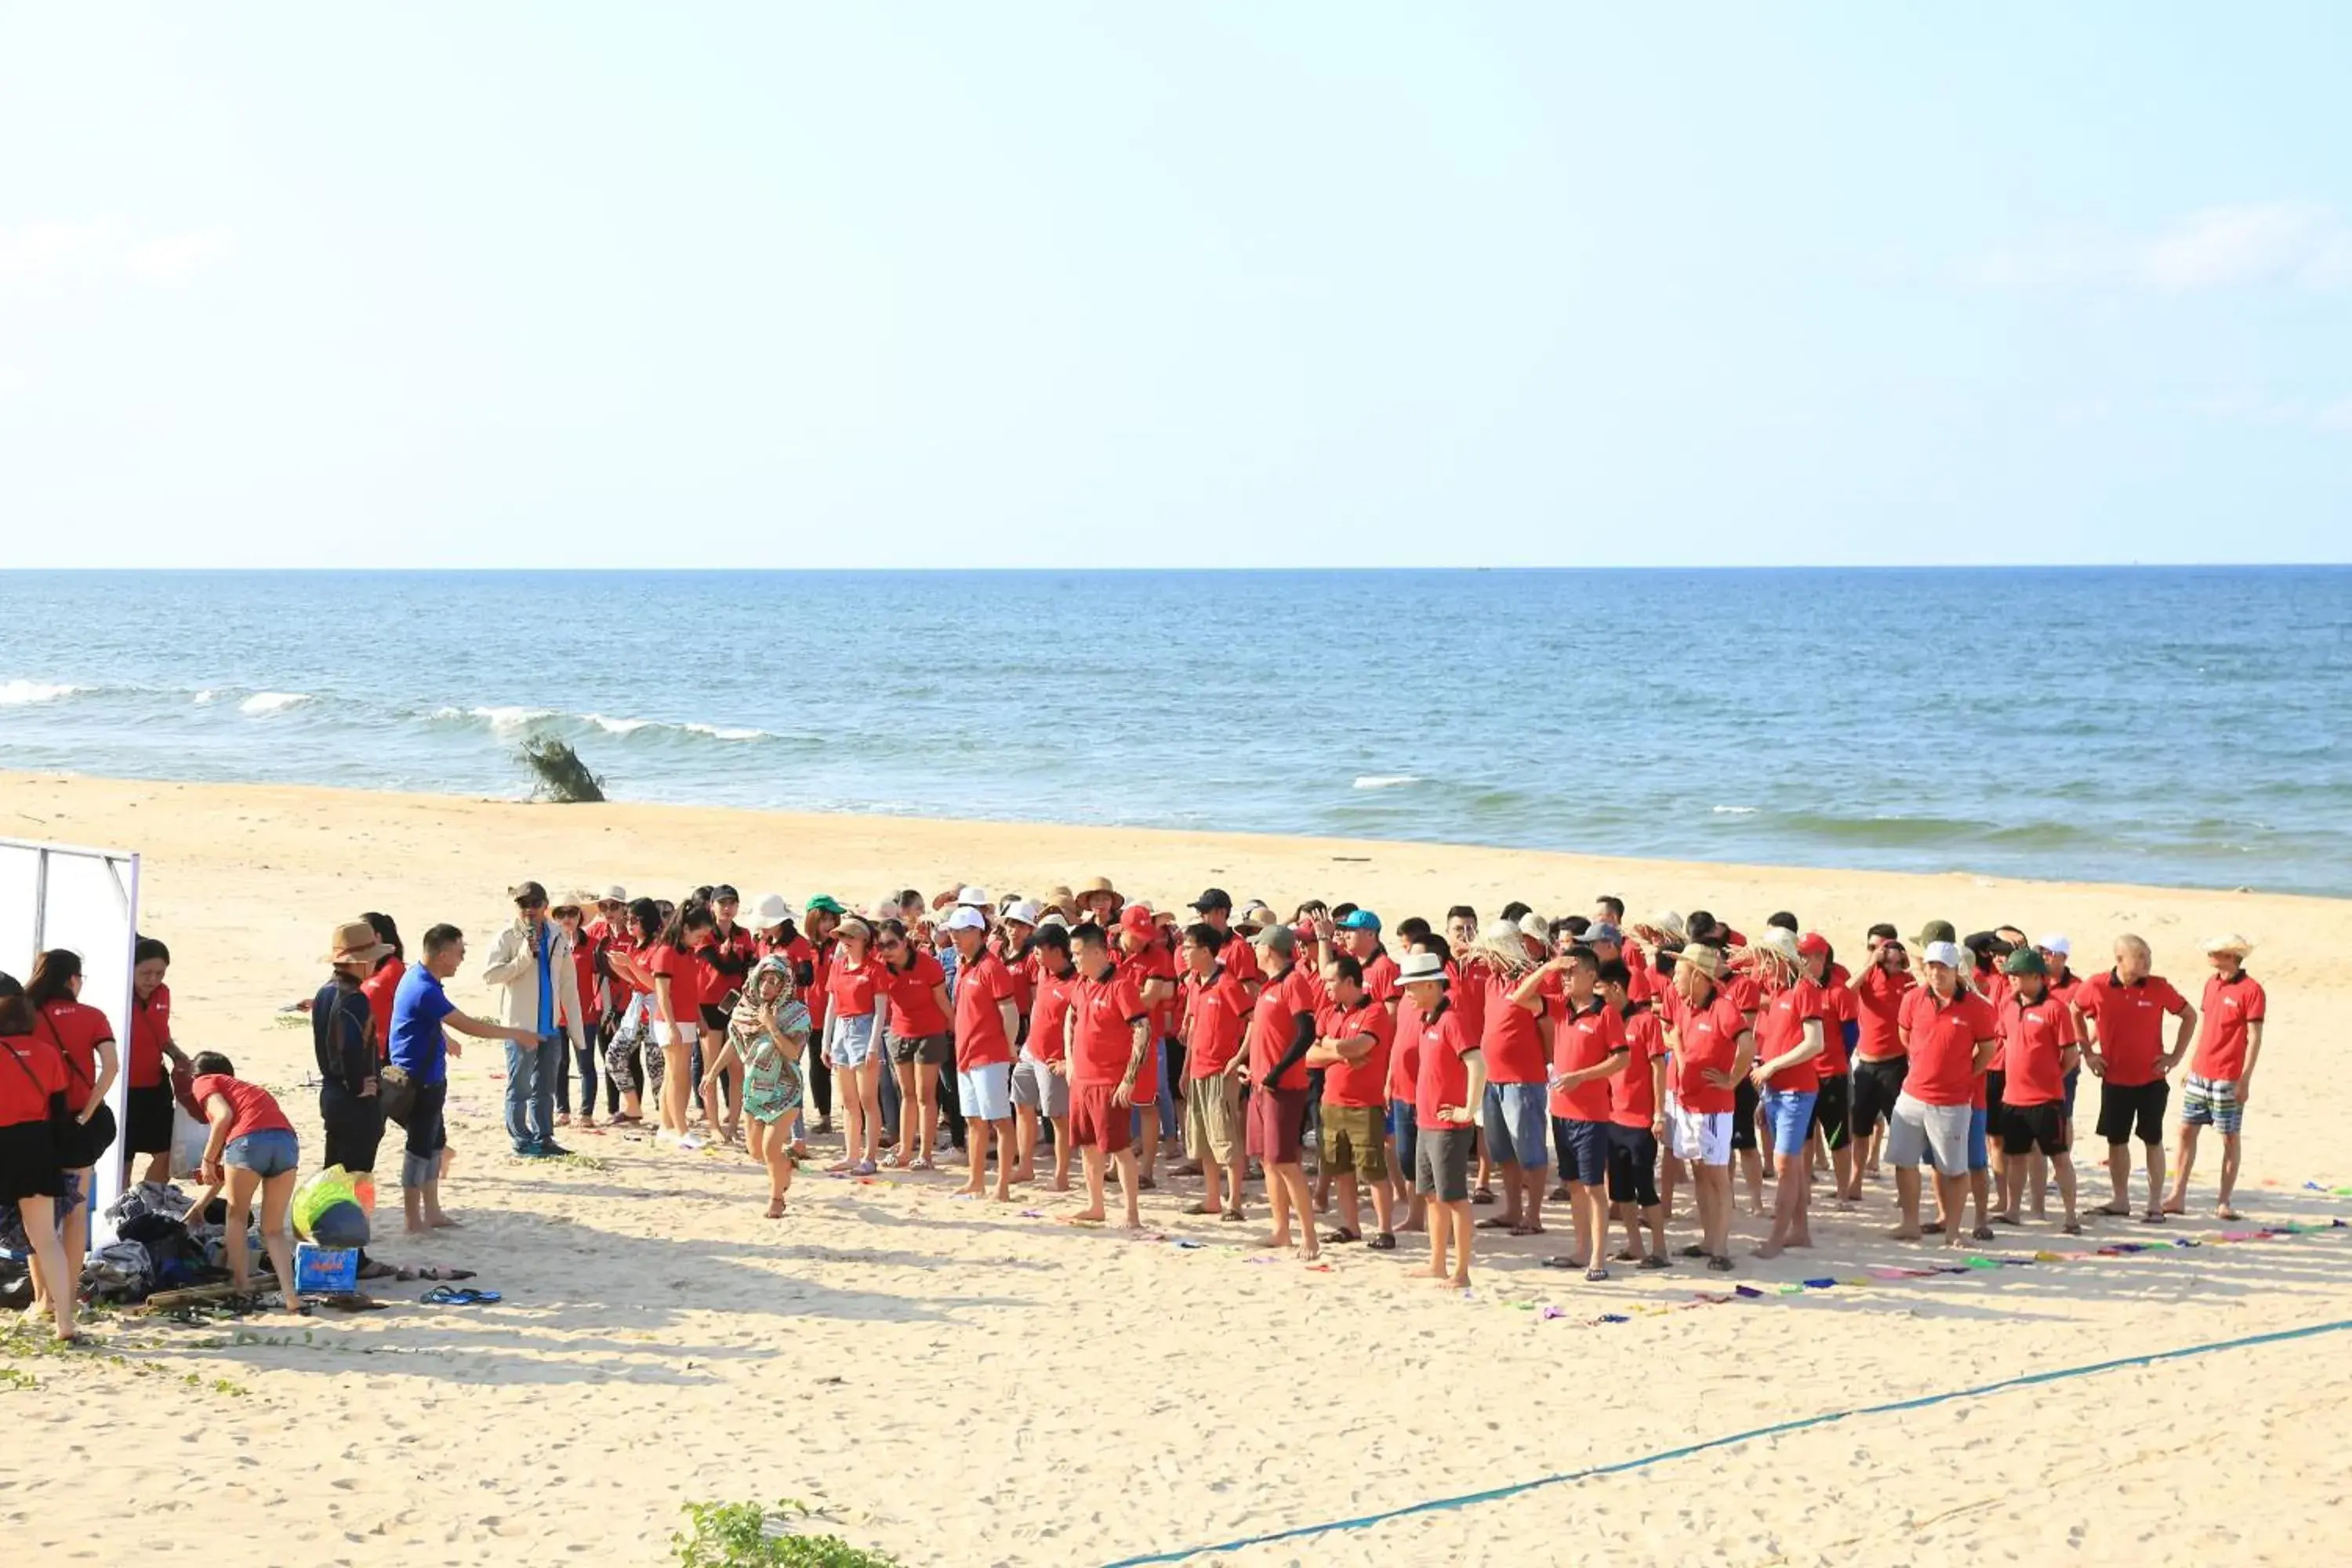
[
  {"left": 364, "top": 911, "right": 405, "bottom": 967},
  {"left": 657, "top": 899, "right": 717, "bottom": 953},
  {"left": 877, "top": 918, "right": 916, "bottom": 971},
  {"left": 0, "top": 972, "right": 33, "bottom": 1036},
  {"left": 25, "top": 949, "right": 82, "bottom": 1011},
  {"left": 627, "top": 897, "right": 663, "bottom": 946}
]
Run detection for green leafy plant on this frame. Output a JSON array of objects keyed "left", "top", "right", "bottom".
[
  {"left": 520, "top": 736, "right": 607, "bottom": 804},
  {"left": 0, "top": 1366, "right": 35, "bottom": 1391},
  {"left": 673, "top": 1500, "right": 899, "bottom": 1568}
]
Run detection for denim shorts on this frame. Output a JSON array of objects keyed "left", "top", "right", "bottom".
[
  {"left": 1967, "top": 1105, "right": 1989, "bottom": 1172},
  {"left": 826, "top": 1011, "right": 878, "bottom": 1070},
  {"left": 223, "top": 1127, "right": 300, "bottom": 1178},
  {"left": 1482, "top": 1080, "right": 1549, "bottom": 1168},
  {"left": 1763, "top": 1088, "right": 1818, "bottom": 1154}
]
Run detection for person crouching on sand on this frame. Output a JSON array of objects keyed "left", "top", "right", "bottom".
[
  {"left": 702, "top": 956, "right": 808, "bottom": 1218},
  {"left": 180, "top": 1051, "right": 304, "bottom": 1313}
]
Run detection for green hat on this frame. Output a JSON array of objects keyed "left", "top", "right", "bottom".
[
  {"left": 805, "top": 894, "right": 846, "bottom": 916},
  {"left": 1915, "top": 919, "right": 1957, "bottom": 948},
  {"left": 2002, "top": 946, "right": 2047, "bottom": 978}
]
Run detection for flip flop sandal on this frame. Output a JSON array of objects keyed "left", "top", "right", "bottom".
[
  {"left": 1219, "top": 1210, "right": 1247, "bottom": 1223},
  {"left": 1510, "top": 1225, "right": 1545, "bottom": 1237},
  {"left": 1584, "top": 1267, "right": 1609, "bottom": 1283},
  {"left": 421, "top": 1286, "right": 502, "bottom": 1306},
  {"left": 1972, "top": 1225, "right": 1996, "bottom": 1241},
  {"left": 1367, "top": 1233, "right": 1397, "bottom": 1250},
  {"left": 1639, "top": 1254, "right": 1671, "bottom": 1269},
  {"left": 1540, "top": 1256, "right": 1585, "bottom": 1270},
  {"left": 1320, "top": 1229, "right": 1361, "bottom": 1243},
  {"left": 2141, "top": 1210, "right": 2167, "bottom": 1224},
  {"left": 1706, "top": 1255, "right": 1735, "bottom": 1272},
  {"left": 1677, "top": 1244, "right": 1707, "bottom": 1259},
  {"left": 1470, "top": 1189, "right": 1497, "bottom": 1206},
  {"left": 2062, "top": 1221, "right": 2083, "bottom": 1235},
  {"left": 1475, "top": 1217, "right": 1517, "bottom": 1231},
  {"left": 1182, "top": 1202, "right": 1218, "bottom": 1216},
  {"left": 1921, "top": 1222, "right": 1947, "bottom": 1235},
  {"left": 1991, "top": 1214, "right": 2020, "bottom": 1225}
]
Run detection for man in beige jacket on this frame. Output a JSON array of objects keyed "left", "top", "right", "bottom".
[{"left": 481, "top": 881, "right": 590, "bottom": 1156}]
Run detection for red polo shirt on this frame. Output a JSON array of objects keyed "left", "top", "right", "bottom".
[
  {"left": 1411, "top": 1004, "right": 1479, "bottom": 1129},
  {"left": 1069, "top": 966, "right": 1148, "bottom": 1089},
  {"left": 1999, "top": 989, "right": 2076, "bottom": 1107},
  {"left": 1671, "top": 991, "right": 1749, "bottom": 1116},
  {"left": 1248, "top": 965, "right": 1323, "bottom": 1092},
  {"left": 1181, "top": 966, "right": 1251, "bottom": 1080},
  {"left": 1853, "top": 965, "right": 1915, "bottom": 1062},
  {"left": 1480, "top": 967, "right": 1553, "bottom": 1085},
  {"left": 2075, "top": 970, "right": 2189, "bottom": 1087},
  {"left": 1316, "top": 996, "right": 1393, "bottom": 1109},
  {"left": 951, "top": 951, "right": 1017, "bottom": 1070},
  {"left": 1027, "top": 963, "right": 1076, "bottom": 1065},
  {"left": 1610, "top": 1004, "right": 1664, "bottom": 1130},
  {"left": 1550, "top": 996, "right": 1627, "bottom": 1121},
  {"left": 1899, "top": 987, "right": 1998, "bottom": 1107},
  {"left": 2192, "top": 971, "right": 2265, "bottom": 1082},
  {"left": 1753, "top": 978, "right": 1827, "bottom": 1093}
]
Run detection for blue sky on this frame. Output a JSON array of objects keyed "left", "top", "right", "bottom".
[{"left": 5, "top": 5, "right": 2347, "bottom": 568}]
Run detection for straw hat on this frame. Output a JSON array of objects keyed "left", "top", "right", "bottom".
[
  {"left": 1080, "top": 875, "right": 1120, "bottom": 901},
  {"left": 327, "top": 920, "right": 391, "bottom": 966},
  {"left": 1677, "top": 943, "right": 1726, "bottom": 982},
  {"left": 2202, "top": 933, "right": 2254, "bottom": 958},
  {"left": 1755, "top": 927, "right": 1802, "bottom": 965}
]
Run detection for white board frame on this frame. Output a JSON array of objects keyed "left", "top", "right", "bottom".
[{"left": 1, "top": 836, "right": 140, "bottom": 1234}]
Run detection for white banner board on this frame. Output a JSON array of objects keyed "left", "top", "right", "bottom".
[{"left": 0, "top": 837, "right": 140, "bottom": 1229}]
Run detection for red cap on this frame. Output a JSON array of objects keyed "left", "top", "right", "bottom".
[
  {"left": 1117, "top": 904, "right": 1156, "bottom": 937},
  {"left": 1798, "top": 932, "right": 1831, "bottom": 958}
]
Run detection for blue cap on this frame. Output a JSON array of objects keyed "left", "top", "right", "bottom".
[
  {"left": 1584, "top": 922, "right": 1624, "bottom": 946},
  {"left": 1336, "top": 909, "right": 1381, "bottom": 932}
]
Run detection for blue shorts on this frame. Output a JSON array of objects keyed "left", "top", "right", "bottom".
[
  {"left": 1391, "top": 1098, "right": 1419, "bottom": 1174},
  {"left": 1556, "top": 1117, "right": 1611, "bottom": 1186},
  {"left": 223, "top": 1127, "right": 299, "bottom": 1178},
  {"left": 826, "top": 1012, "right": 878, "bottom": 1070},
  {"left": 1483, "top": 1081, "right": 1549, "bottom": 1169},
  {"left": 1967, "top": 1105, "right": 1989, "bottom": 1173},
  {"left": 1763, "top": 1088, "right": 1818, "bottom": 1154},
  {"left": 957, "top": 1062, "right": 1013, "bottom": 1122}
]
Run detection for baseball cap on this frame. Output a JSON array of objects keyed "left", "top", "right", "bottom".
[
  {"left": 510, "top": 880, "right": 548, "bottom": 908},
  {"left": 1797, "top": 932, "right": 1831, "bottom": 959},
  {"left": 1251, "top": 923, "right": 1297, "bottom": 957},
  {"left": 713, "top": 884, "right": 740, "bottom": 902},
  {"left": 2002, "top": 947, "right": 2047, "bottom": 977},
  {"left": 956, "top": 885, "right": 989, "bottom": 907},
  {"left": 2034, "top": 933, "right": 2071, "bottom": 957},
  {"left": 805, "top": 894, "right": 846, "bottom": 916},
  {"left": 1117, "top": 905, "right": 1156, "bottom": 937},
  {"left": 1923, "top": 940, "right": 1964, "bottom": 968},
  {"left": 1190, "top": 887, "right": 1233, "bottom": 913},
  {"left": 943, "top": 907, "right": 986, "bottom": 933},
  {"left": 1336, "top": 909, "right": 1381, "bottom": 932},
  {"left": 1584, "top": 921, "right": 1624, "bottom": 946},
  {"left": 1915, "top": 920, "right": 1958, "bottom": 948},
  {"left": 599, "top": 884, "right": 628, "bottom": 906},
  {"left": 1002, "top": 900, "right": 1041, "bottom": 927}
]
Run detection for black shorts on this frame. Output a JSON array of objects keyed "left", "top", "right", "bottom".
[
  {"left": 890, "top": 1032, "right": 953, "bottom": 1068},
  {"left": 2096, "top": 1080, "right": 2169, "bottom": 1145},
  {"left": 1984, "top": 1068, "right": 2007, "bottom": 1120},
  {"left": 0, "top": 1118, "right": 67, "bottom": 1204},
  {"left": 2001, "top": 1101, "right": 2068, "bottom": 1157},
  {"left": 1606, "top": 1125, "right": 1660, "bottom": 1207},
  {"left": 699, "top": 1004, "right": 732, "bottom": 1032},
  {"left": 1731, "top": 1078, "right": 1759, "bottom": 1152},
  {"left": 1415, "top": 1125, "right": 1475, "bottom": 1203},
  {"left": 63, "top": 1101, "right": 118, "bottom": 1171},
  {"left": 1809, "top": 1073, "right": 1852, "bottom": 1152},
  {"left": 1851, "top": 1057, "right": 1908, "bottom": 1134},
  {"left": 125, "top": 1082, "right": 176, "bottom": 1155}
]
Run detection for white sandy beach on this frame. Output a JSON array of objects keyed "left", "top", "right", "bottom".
[{"left": 6, "top": 771, "right": 2349, "bottom": 1567}]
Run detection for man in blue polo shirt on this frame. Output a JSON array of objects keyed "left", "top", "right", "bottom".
[{"left": 391, "top": 924, "right": 541, "bottom": 1233}]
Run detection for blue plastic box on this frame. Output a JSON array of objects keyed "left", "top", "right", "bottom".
[{"left": 294, "top": 1243, "right": 358, "bottom": 1294}]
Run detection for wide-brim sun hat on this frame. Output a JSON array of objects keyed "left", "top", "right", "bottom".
[
  {"left": 1396, "top": 950, "right": 1449, "bottom": 986},
  {"left": 745, "top": 893, "right": 791, "bottom": 928},
  {"left": 2202, "top": 933, "right": 2254, "bottom": 958},
  {"left": 327, "top": 920, "right": 392, "bottom": 966},
  {"left": 1002, "top": 900, "right": 1041, "bottom": 927}
]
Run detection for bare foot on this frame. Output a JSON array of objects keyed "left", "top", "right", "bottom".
[
  {"left": 764, "top": 1201, "right": 786, "bottom": 1219},
  {"left": 2094, "top": 1200, "right": 2132, "bottom": 1216},
  {"left": 429, "top": 1213, "right": 463, "bottom": 1229},
  {"left": 1051, "top": 1177, "right": 1072, "bottom": 1192},
  {"left": 1449, "top": 1272, "right": 1472, "bottom": 1290},
  {"left": 2216, "top": 1204, "right": 2244, "bottom": 1221},
  {"left": 1886, "top": 1226, "right": 1922, "bottom": 1241},
  {"left": 991, "top": 1189, "right": 1014, "bottom": 1203},
  {"left": 1410, "top": 1262, "right": 1447, "bottom": 1279},
  {"left": 1065, "top": 1210, "right": 1106, "bottom": 1225},
  {"left": 1753, "top": 1242, "right": 1784, "bottom": 1259}
]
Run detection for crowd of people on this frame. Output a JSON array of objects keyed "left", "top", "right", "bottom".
[{"left": 0, "top": 875, "right": 2269, "bottom": 1340}]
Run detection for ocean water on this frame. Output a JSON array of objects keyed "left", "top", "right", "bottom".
[{"left": 3, "top": 568, "right": 2347, "bottom": 896}]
